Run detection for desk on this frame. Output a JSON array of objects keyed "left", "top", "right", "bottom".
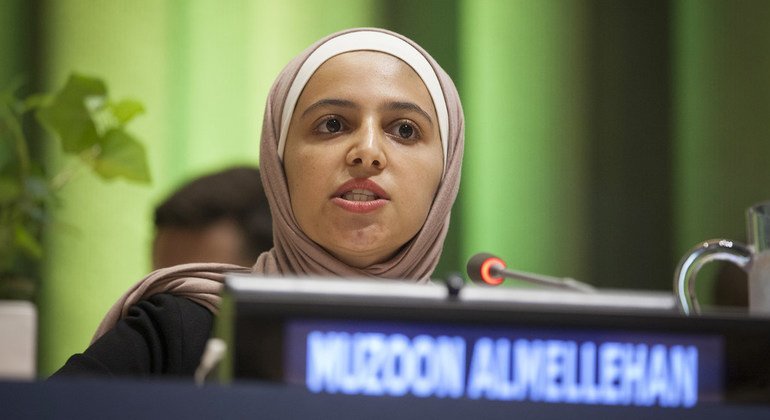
[
  {"left": 219, "top": 277, "right": 770, "bottom": 407},
  {"left": 2, "top": 379, "right": 770, "bottom": 419}
]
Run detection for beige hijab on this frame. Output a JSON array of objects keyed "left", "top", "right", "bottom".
[{"left": 91, "top": 27, "right": 464, "bottom": 343}]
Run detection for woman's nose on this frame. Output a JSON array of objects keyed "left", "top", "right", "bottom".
[{"left": 346, "top": 122, "right": 387, "bottom": 170}]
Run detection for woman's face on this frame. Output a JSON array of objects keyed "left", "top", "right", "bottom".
[{"left": 284, "top": 51, "right": 443, "bottom": 268}]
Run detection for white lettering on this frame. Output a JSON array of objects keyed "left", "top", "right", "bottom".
[
  {"left": 305, "top": 331, "right": 465, "bottom": 399},
  {"left": 599, "top": 342, "right": 623, "bottom": 404},
  {"left": 578, "top": 341, "right": 599, "bottom": 403},
  {"left": 544, "top": 340, "right": 570, "bottom": 402},
  {"left": 304, "top": 330, "right": 702, "bottom": 408},
  {"left": 623, "top": 344, "right": 649, "bottom": 405},
  {"left": 306, "top": 331, "right": 349, "bottom": 393},
  {"left": 467, "top": 337, "right": 496, "bottom": 399},
  {"left": 436, "top": 336, "right": 466, "bottom": 398},
  {"left": 669, "top": 345, "right": 698, "bottom": 408}
]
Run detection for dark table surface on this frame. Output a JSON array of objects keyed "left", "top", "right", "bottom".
[{"left": 3, "top": 378, "right": 770, "bottom": 420}]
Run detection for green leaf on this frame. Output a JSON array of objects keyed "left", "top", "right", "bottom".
[
  {"left": 22, "top": 93, "right": 51, "bottom": 112},
  {"left": 0, "top": 125, "right": 12, "bottom": 169},
  {"left": 14, "top": 224, "right": 43, "bottom": 260},
  {"left": 92, "top": 129, "right": 151, "bottom": 183},
  {"left": 110, "top": 99, "right": 145, "bottom": 124},
  {"left": 0, "top": 176, "right": 21, "bottom": 203},
  {"left": 0, "top": 76, "right": 25, "bottom": 100},
  {"left": 35, "top": 74, "right": 106, "bottom": 153},
  {"left": 0, "top": 98, "right": 19, "bottom": 170}
]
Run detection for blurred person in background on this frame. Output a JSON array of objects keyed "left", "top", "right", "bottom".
[{"left": 151, "top": 166, "right": 273, "bottom": 269}]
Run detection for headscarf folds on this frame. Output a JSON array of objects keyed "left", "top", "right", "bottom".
[{"left": 253, "top": 27, "right": 464, "bottom": 281}]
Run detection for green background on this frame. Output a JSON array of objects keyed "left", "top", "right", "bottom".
[{"left": 1, "top": 0, "right": 769, "bottom": 376}]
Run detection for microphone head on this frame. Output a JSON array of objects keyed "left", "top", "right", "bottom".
[{"left": 466, "top": 252, "right": 506, "bottom": 286}]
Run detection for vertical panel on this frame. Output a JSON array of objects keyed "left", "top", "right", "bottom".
[
  {"left": 673, "top": 0, "right": 770, "bottom": 304},
  {"left": 586, "top": 1, "right": 673, "bottom": 290},
  {"left": 38, "top": 0, "right": 173, "bottom": 376},
  {"left": 459, "top": 0, "right": 590, "bottom": 284},
  {"left": 0, "top": 0, "right": 31, "bottom": 87}
]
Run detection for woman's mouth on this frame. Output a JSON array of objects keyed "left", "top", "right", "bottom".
[
  {"left": 333, "top": 179, "right": 389, "bottom": 213},
  {"left": 341, "top": 189, "right": 379, "bottom": 201}
]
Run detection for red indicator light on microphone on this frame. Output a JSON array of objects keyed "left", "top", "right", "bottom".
[{"left": 480, "top": 257, "right": 506, "bottom": 285}]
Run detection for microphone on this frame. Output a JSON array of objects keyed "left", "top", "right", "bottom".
[{"left": 466, "top": 252, "right": 595, "bottom": 293}]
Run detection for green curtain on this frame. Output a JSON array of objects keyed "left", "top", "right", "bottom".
[
  {"left": 0, "top": 1, "right": 32, "bottom": 88},
  {"left": 458, "top": 0, "right": 770, "bottom": 296},
  {"left": 458, "top": 0, "right": 592, "bottom": 284}
]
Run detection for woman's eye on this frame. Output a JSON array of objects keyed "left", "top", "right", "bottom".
[
  {"left": 389, "top": 121, "right": 421, "bottom": 141},
  {"left": 325, "top": 118, "right": 342, "bottom": 133},
  {"left": 315, "top": 117, "right": 344, "bottom": 134},
  {"left": 398, "top": 124, "right": 413, "bottom": 138}
]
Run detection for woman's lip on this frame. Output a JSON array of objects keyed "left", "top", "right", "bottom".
[
  {"left": 331, "top": 178, "right": 390, "bottom": 214},
  {"left": 332, "top": 178, "right": 390, "bottom": 200},
  {"left": 331, "top": 197, "right": 388, "bottom": 213}
]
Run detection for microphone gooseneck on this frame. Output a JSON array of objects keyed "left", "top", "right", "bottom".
[{"left": 466, "top": 252, "right": 595, "bottom": 293}]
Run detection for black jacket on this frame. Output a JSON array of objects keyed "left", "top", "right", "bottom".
[{"left": 51, "top": 293, "right": 212, "bottom": 378}]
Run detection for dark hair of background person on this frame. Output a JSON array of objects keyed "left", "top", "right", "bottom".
[{"left": 152, "top": 166, "right": 272, "bottom": 268}]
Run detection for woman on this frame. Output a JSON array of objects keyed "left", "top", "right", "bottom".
[{"left": 52, "top": 27, "right": 464, "bottom": 377}]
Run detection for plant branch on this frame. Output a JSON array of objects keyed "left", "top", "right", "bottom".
[{"left": 0, "top": 98, "right": 31, "bottom": 177}]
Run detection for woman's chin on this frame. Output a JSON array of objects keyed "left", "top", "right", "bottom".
[{"left": 328, "top": 246, "right": 397, "bottom": 269}]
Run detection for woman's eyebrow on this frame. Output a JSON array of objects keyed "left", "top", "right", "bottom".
[
  {"left": 385, "top": 101, "right": 434, "bottom": 126},
  {"left": 301, "top": 98, "right": 356, "bottom": 118}
]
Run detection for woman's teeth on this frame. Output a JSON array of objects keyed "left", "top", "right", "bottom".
[{"left": 342, "top": 189, "right": 377, "bottom": 201}]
